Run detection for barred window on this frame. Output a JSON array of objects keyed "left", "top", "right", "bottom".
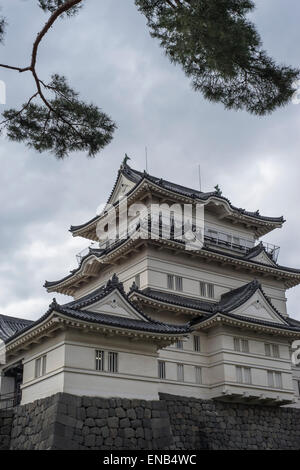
[
  {"left": 272, "top": 344, "right": 280, "bottom": 358},
  {"left": 175, "top": 340, "right": 183, "bottom": 350},
  {"left": 177, "top": 364, "right": 184, "bottom": 382},
  {"left": 42, "top": 355, "right": 47, "bottom": 375},
  {"left": 207, "top": 283, "right": 214, "bottom": 299},
  {"left": 241, "top": 339, "right": 249, "bottom": 353},
  {"left": 297, "top": 381, "right": 300, "bottom": 396},
  {"left": 167, "top": 274, "right": 174, "bottom": 290},
  {"left": 193, "top": 335, "right": 201, "bottom": 352},
  {"left": 195, "top": 366, "right": 202, "bottom": 384},
  {"left": 175, "top": 276, "right": 183, "bottom": 292},
  {"left": 95, "top": 350, "right": 105, "bottom": 371},
  {"left": 108, "top": 352, "right": 118, "bottom": 373},
  {"left": 158, "top": 361, "right": 166, "bottom": 379},
  {"left": 199, "top": 281, "right": 206, "bottom": 297}
]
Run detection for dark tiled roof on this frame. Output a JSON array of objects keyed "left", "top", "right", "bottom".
[
  {"left": 6, "top": 275, "right": 189, "bottom": 344},
  {"left": 44, "top": 235, "right": 300, "bottom": 291},
  {"left": 132, "top": 280, "right": 291, "bottom": 327},
  {"left": 69, "top": 163, "right": 284, "bottom": 233},
  {"left": 0, "top": 314, "right": 34, "bottom": 342},
  {"left": 131, "top": 287, "right": 215, "bottom": 314},
  {"left": 243, "top": 242, "right": 274, "bottom": 263}
]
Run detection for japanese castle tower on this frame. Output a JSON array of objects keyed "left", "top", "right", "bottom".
[{"left": 1, "top": 159, "right": 300, "bottom": 407}]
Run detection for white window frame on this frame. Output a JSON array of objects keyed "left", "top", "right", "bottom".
[
  {"left": 167, "top": 274, "right": 174, "bottom": 290},
  {"left": 236, "top": 366, "right": 251, "bottom": 384},
  {"left": 199, "top": 281, "right": 206, "bottom": 297},
  {"left": 207, "top": 283, "right": 214, "bottom": 299},
  {"left": 195, "top": 366, "right": 202, "bottom": 384},
  {"left": 35, "top": 355, "right": 47, "bottom": 379},
  {"left": 158, "top": 360, "right": 166, "bottom": 379},
  {"left": 234, "top": 337, "right": 249, "bottom": 353},
  {"left": 267, "top": 370, "right": 283, "bottom": 389},
  {"left": 175, "top": 276, "right": 183, "bottom": 292},
  {"left": 95, "top": 350, "right": 105, "bottom": 371},
  {"left": 193, "top": 335, "right": 201, "bottom": 352},
  {"left": 108, "top": 351, "right": 118, "bottom": 373},
  {"left": 175, "top": 340, "right": 183, "bottom": 350},
  {"left": 177, "top": 363, "right": 184, "bottom": 382}
]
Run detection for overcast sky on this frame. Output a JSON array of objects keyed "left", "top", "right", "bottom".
[{"left": 0, "top": 0, "right": 300, "bottom": 321}]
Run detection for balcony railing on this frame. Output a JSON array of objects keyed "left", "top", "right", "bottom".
[
  {"left": 76, "top": 216, "right": 280, "bottom": 264},
  {"left": 0, "top": 391, "right": 21, "bottom": 410}
]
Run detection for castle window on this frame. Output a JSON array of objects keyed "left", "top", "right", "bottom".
[
  {"left": 267, "top": 371, "right": 282, "bottom": 389},
  {"left": 200, "top": 282, "right": 214, "bottom": 298},
  {"left": 195, "top": 366, "right": 202, "bottom": 384},
  {"left": 234, "top": 338, "right": 249, "bottom": 353},
  {"left": 177, "top": 364, "right": 184, "bottom": 382},
  {"left": 200, "top": 282, "right": 206, "bottom": 297},
  {"left": 35, "top": 355, "right": 47, "bottom": 378},
  {"left": 265, "top": 343, "right": 280, "bottom": 358},
  {"left": 175, "top": 340, "right": 183, "bottom": 350},
  {"left": 135, "top": 274, "right": 140, "bottom": 288},
  {"left": 167, "top": 274, "right": 174, "bottom": 290},
  {"left": 158, "top": 361, "right": 166, "bottom": 379},
  {"left": 297, "top": 381, "right": 300, "bottom": 396},
  {"left": 193, "top": 335, "right": 201, "bottom": 352},
  {"left": 108, "top": 352, "right": 118, "bottom": 373},
  {"left": 95, "top": 350, "right": 105, "bottom": 371},
  {"left": 207, "top": 283, "right": 214, "bottom": 299},
  {"left": 175, "top": 276, "right": 183, "bottom": 292},
  {"left": 236, "top": 366, "right": 251, "bottom": 384}
]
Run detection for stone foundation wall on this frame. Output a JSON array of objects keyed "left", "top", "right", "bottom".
[
  {"left": 0, "top": 409, "right": 14, "bottom": 450},
  {"left": 1, "top": 393, "right": 300, "bottom": 450},
  {"left": 161, "top": 394, "right": 300, "bottom": 450}
]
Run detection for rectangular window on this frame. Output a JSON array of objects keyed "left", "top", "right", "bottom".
[
  {"left": 195, "top": 366, "right": 202, "bottom": 384},
  {"left": 35, "top": 357, "right": 41, "bottom": 378},
  {"left": 42, "top": 355, "right": 47, "bottom": 376},
  {"left": 34, "top": 355, "right": 47, "bottom": 379},
  {"left": 267, "top": 370, "right": 274, "bottom": 388},
  {"left": 297, "top": 380, "right": 300, "bottom": 396},
  {"left": 108, "top": 352, "right": 118, "bottom": 373},
  {"left": 267, "top": 370, "right": 282, "bottom": 389},
  {"left": 274, "top": 372, "right": 283, "bottom": 389},
  {"left": 236, "top": 366, "right": 243, "bottom": 383},
  {"left": 272, "top": 344, "right": 280, "bottom": 358},
  {"left": 134, "top": 274, "right": 140, "bottom": 288},
  {"left": 95, "top": 350, "right": 105, "bottom": 371},
  {"left": 265, "top": 343, "right": 271, "bottom": 356},
  {"left": 199, "top": 281, "right": 206, "bottom": 297},
  {"left": 167, "top": 274, "right": 174, "bottom": 290},
  {"left": 193, "top": 335, "right": 201, "bottom": 352},
  {"left": 207, "top": 283, "right": 214, "bottom": 299},
  {"left": 241, "top": 339, "right": 249, "bottom": 353},
  {"left": 236, "top": 366, "right": 251, "bottom": 384},
  {"left": 158, "top": 361, "right": 166, "bottom": 379},
  {"left": 234, "top": 338, "right": 249, "bottom": 353},
  {"left": 177, "top": 364, "right": 184, "bottom": 382},
  {"left": 265, "top": 343, "right": 280, "bottom": 358},
  {"left": 175, "top": 340, "right": 183, "bottom": 350},
  {"left": 234, "top": 337, "right": 241, "bottom": 352},
  {"left": 175, "top": 276, "right": 183, "bottom": 292}
]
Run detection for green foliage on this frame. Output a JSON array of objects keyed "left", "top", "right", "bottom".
[
  {"left": 38, "top": 0, "right": 82, "bottom": 16},
  {"left": 2, "top": 75, "right": 116, "bottom": 159},
  {"left": 135, "top": 0, "right": 299, "bottom": 115}
]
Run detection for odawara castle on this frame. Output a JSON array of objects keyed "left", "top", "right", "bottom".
[{"left": 1, "top": 158, "right": 300, "bottom": 410}]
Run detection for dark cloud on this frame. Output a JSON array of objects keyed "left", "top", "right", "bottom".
[{"left": 0, "top": 0, "right": 300, "bottom": 319}]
